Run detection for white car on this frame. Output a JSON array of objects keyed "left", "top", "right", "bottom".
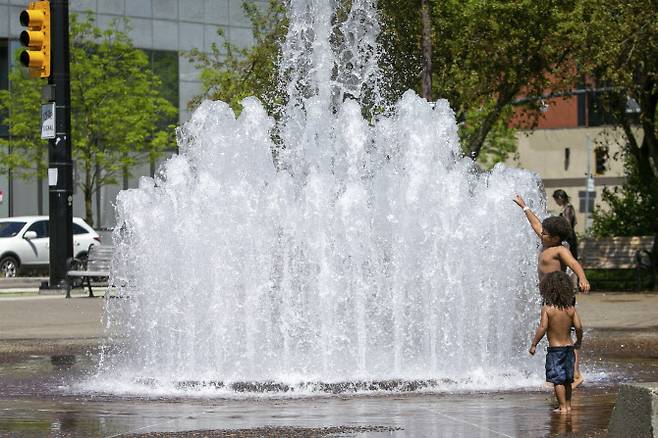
[{"left": 0, "top": 216, "right": 101, "bottom": 277}]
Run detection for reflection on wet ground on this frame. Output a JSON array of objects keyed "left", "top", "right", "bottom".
[{"left": 0, "top": 327, "right": 657, "bottom": 437}]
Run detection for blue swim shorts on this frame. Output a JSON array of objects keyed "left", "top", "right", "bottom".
[{"left": 545, "top": 346, "right": 575, "bottom": 385}]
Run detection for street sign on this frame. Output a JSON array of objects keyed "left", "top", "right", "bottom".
[
  {"left": 586, "top": 176, "right": 595, "bottom": 192},
  {"left": 41, "top": 102, "right": 55, "bottom": 139}
]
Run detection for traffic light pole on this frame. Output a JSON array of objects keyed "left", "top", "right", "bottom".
[{"left": 47, "top": 0, "right": 73, "bottom": 292}]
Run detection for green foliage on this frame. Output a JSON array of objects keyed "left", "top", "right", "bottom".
[
  {"left": 185, "top": 0, "right": 287, "bottom": 115},
  {"left": 189, "top": 0, "right": 574, "bottom": 169},
  {"left": 579, "top": 0, "right": 658, "bottom": 241},
  {"left": 459, "top": 102, "right": 518, "bottom": 170},
  {"left": 0, "top": 69, "right": 47, "bottom": 178},
  {"left": 0, "top": 14, "right": 177, "bottom": 226},
  {"left": 379, "top": 0, "right": 578, "bottom": 165},
  {"left": 591, "top": 158, "right": 658, "bottom": 237}
]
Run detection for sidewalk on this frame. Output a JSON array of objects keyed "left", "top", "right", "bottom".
[
  {"left": 0, "top": 294, "right": 106, "bottom": 341},
  {"left": 0, "top": 291, "right": 656, "bottom": 343},
  {"left": 576, "top": 292, "right": 658, "bottom": 329}
]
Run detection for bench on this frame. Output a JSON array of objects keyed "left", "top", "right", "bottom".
[
  {"left": 65, "top": 244, "right": 113, "bottom": 298},
  {"left": 578, "top": 236, "right": 655, "bottom": 290}
]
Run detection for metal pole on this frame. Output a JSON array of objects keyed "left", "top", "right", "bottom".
[
  {"left": 584, "top": 135, "right": 593, "bottom": 232},
  {"left": 47, "top": 0, "right": 73, "bottom": 291}
]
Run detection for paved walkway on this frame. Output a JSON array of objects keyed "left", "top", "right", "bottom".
[
  {"left": 576, "top": 293, "right": 658, "bottom": 329},
  {"left": 0, "top": 294, "right": 105, "bottom": 341},
  {"left": 1, "top": 291, "right": 656, "bottom": 342}
]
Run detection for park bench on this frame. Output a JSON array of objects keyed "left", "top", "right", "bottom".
[
  {"left": 578, "top": 236, "right": 655, "bottom": 291},
  {"left": 65, "top": 244, "right": 113, "bottom": 298}
]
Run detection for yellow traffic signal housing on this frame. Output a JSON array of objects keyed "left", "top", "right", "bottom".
[{"left": 19, "top": 1, "right": 51, "bottom": 78}]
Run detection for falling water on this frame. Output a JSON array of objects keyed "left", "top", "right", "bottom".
[{"left": 90, "top": 0, "right": 547, "bottom": 395}]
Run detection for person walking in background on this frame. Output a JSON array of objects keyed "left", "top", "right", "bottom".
[{"left": 552, "top": 190, "right": 578, "bottom": 260}]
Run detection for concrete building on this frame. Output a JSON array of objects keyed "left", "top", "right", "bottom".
[
  {"left": 0, "top": 0, "right": 261, "bottom": 227},
  {"left": 511, "top": 92, "right": 636, "bottom": 234}
]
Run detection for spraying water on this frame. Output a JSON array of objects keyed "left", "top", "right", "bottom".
[{"left": 90, "top": 0, "right": 546, "bottom": 395}]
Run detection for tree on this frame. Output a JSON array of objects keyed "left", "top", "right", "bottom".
[
  {"left": 0, "top": 14, "right": 177, "bottom": 226},
  {"left": 0, "top": 67, "right": 47, "bottom": 182},
  {"left": 578, "top": 0, "right": 658, "bottom": 284},
  {"left": 379, "top": 0, "right": 578, "bottom": 166},
  {"left": 419, "top": 0, "right": 432, "bottom": 100},
  {"left": 186, "top": 0, "right": 287, "bottom": 115},
  {"left": 578, "top": 0, "right": 657, "bottom": 194},
  {"left": 187, "top": 1, "right": 577, "bottom": 169}
]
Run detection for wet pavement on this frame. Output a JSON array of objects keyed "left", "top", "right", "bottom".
[
  {"left": 0, "top": 385, "right": 619, "bottom": 437},
  {"left": 0, "top": 293, "right": 657, "bottom": 437}
]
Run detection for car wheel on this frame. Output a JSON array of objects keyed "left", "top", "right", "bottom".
[{"left": 0, "top": 256, "right": 19, "bottom": 278}]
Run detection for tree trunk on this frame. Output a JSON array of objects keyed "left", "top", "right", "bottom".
[
  {"left": 84, "top": 164, "right": 93, "bottom": 227},
  {"left": 420, "top": 0, "right": 432, "bottom": 100},
  {"left": 84, "top": 188, "right": 93, "bottom": 228},
  {"left": 95, "top": 161, "right": 102, "bottom": 228},
  {"left": 649, "top": 233, "right": 658, "bottom": 292},
  {"left": 467, "top": 99, "right": 507, "bottom": 160}
]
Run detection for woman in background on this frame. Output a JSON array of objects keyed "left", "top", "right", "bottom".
[{"left": 553, "top": 189, "right": 578, "bottom": 260}]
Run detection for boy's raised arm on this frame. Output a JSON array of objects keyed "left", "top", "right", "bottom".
[
  {"left": 514, "top": 195, "right": 542, "bottom": 238},
  {"left": 558, "top": 246, "right": 591, "bottom": 293},
  {"left": 573, "top": 309, "right": 583, "bottom": 349},
  {"left": 529, "top": 306, "right": 549, "bottom": 355}
]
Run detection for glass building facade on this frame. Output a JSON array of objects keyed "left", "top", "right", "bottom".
[{"left": 0, "top": 0, "right": 259, "bottom": 227}]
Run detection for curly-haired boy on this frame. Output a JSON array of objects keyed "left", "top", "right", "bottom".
[{"left": 530, "top": 271, "right": 583, "bottom": 414}]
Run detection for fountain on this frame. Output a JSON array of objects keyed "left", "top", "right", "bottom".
[{"left": 90, "top": 0, "right": 547, "bottom": 396}]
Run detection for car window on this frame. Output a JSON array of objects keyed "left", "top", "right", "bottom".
[
  {"left": 0, "top": 222, "right": 27, "bottom": 238},
  {"left": 26, "top": 220, "right": 49, "bottom": 238},
  {"left": 73, "top": 223, "right": 88, "bottom": 235}
]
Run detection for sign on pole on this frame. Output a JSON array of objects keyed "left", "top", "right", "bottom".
[{"left": 41, "top": 102, "right": 55, "bottom": 139}]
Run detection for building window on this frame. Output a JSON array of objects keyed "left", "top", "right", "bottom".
[
  {"left": 564, "top": 147, "right": 570, "bottom": 171},
  {"left": 578, "top": 82, "right": 641, "bottom": 127},
  {"left": 587, "top": 91, "right": 617, "bottom": 127},
  {"left": 578, "top": 190, "right": 596, "bottom": 213},
  {"left": 143, "top": 49, "right": 179, "bottom": 129},
  {"left": 0, "top": 39, "right": 9, "bottom": 138}
]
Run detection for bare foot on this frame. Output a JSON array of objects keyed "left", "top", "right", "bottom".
[
  {"left": 571, "top": 374, "right": 584, "bottom": 389},
  {"left": 553, "top": 407, "right": 568, "bottom": 414}
]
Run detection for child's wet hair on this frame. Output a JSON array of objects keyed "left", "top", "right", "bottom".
[
  {"left": 539, "top": 271, "right": 575, "bottom": 309},
  {"left": 541, "top": 216, "right": 572, "bottom": 241}
]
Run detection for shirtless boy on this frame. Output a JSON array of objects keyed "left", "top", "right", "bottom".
[
  {"left": 514, "top": 195, "right": 589, "bottom": 387},
  {"left": 530, "top": 271, "right": 583, "bottom": 414}
]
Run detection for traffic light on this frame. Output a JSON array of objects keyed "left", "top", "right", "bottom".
[
  {"left": 594, "top": 146, "right": 608, "bottom": 175},
  {"left": 19, "top": 1, "right": 51, "bottom": 78}
]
